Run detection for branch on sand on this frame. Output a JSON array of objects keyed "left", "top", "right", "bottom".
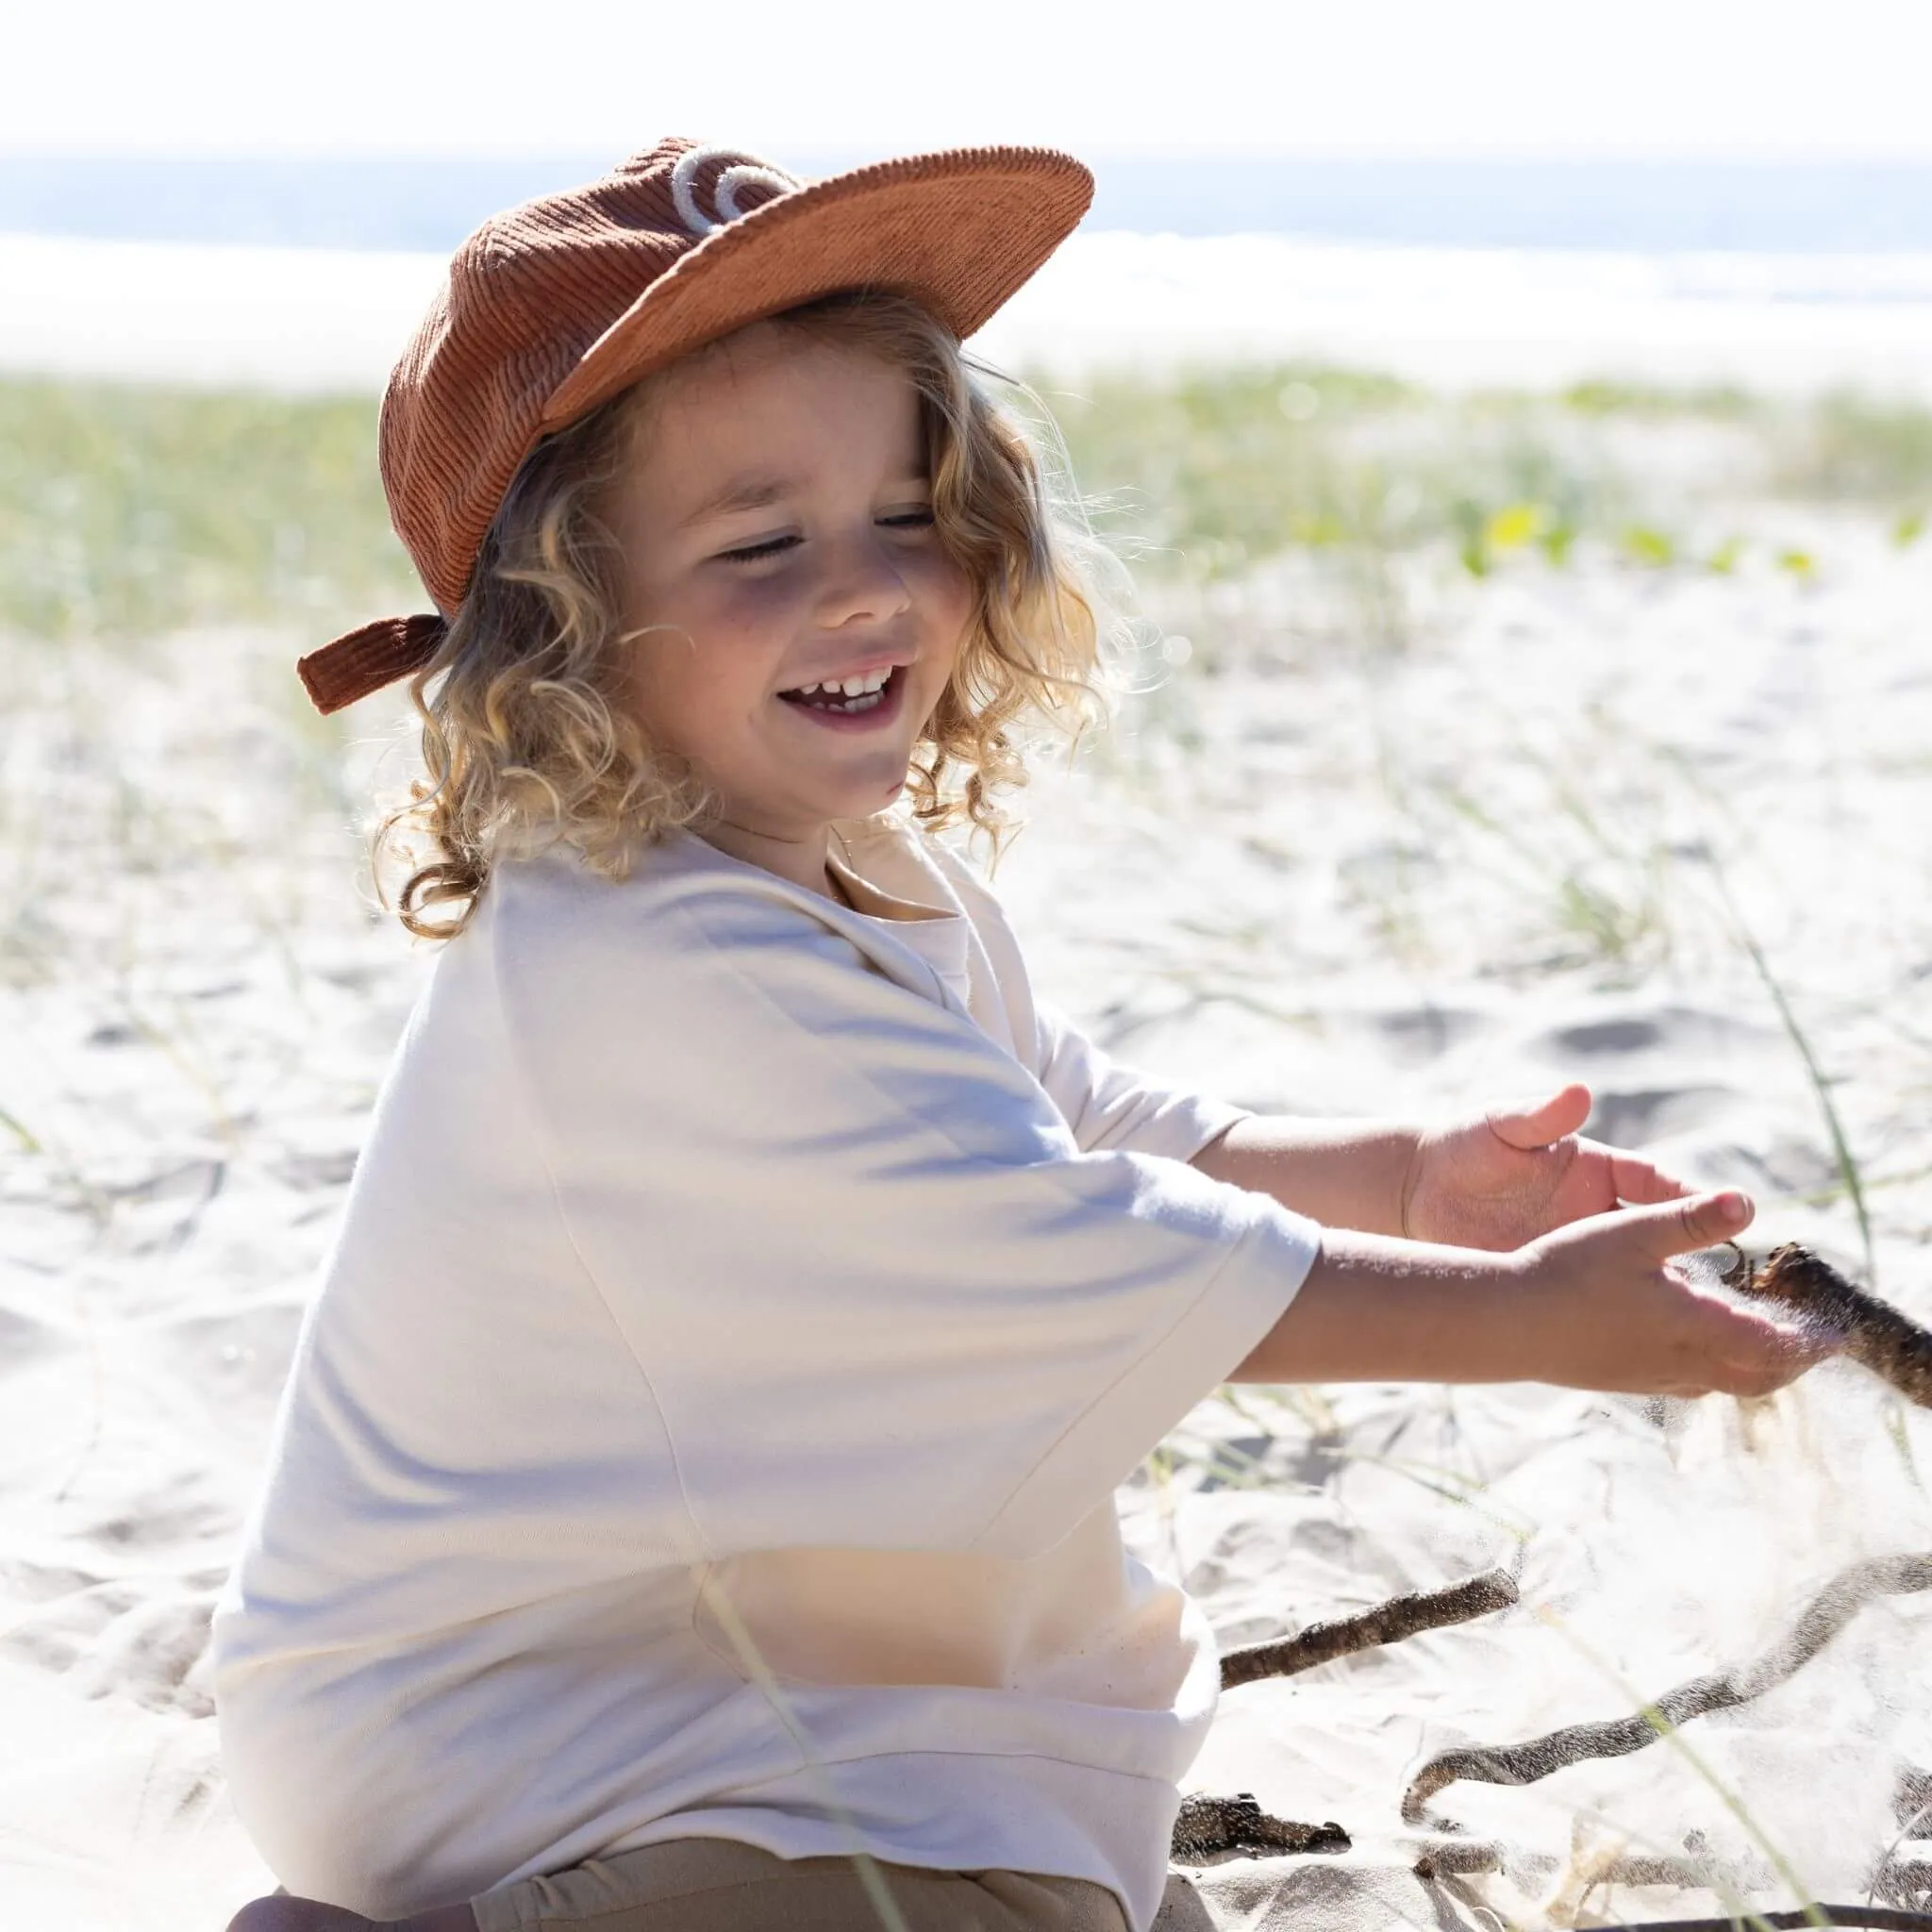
[
  {"left": 1408, "top": 1838, "right": 1503, "bottom": 1876},
  {"left": 1169, "top": 1792, "right": 1349, "bottom": 1863},
  {"left": 1583, "top": 1910, "right": 1932, "bottom": 1931},
  {"left": 1220, "top": 1568, "right": 1521, "bottom": 1690},
  {"left": 1728, "top": 1243, "right": 1932, "bottom": 1408},
  {"left": 1170, "top": 1570, "right": 1518, "bottom": 1863},
  {"left": 1403, "top": 1552, "right": 1932, "bottom": 1824}
]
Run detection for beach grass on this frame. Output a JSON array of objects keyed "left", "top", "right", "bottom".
[
  {"left": 1032, "top": 365, "right": 1932, "bottom": 600},
  {"left": 4, "top": 370, "right": 1929, "bottom": 653},
  {"left": 0, "top": 376, "right": 414, "bottom": 643}
]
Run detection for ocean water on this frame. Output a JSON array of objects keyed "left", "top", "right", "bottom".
[
  {"left": 9, "top": 154, "right": 1932, "bottom": 254},
  {"left": 8, "top": 156, "right": 1932, "bottom": 393}
]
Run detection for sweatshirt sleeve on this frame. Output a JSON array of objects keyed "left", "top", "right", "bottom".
[
  {"left": 493, "top": 873, "right": 1320, "bottom": 1563},
  {"left": 1031, "top": 998, "right": 1252, "bottom": 1164},
  {"left": 916, "top": 833, "right": 1255, "bottom": 1164}
]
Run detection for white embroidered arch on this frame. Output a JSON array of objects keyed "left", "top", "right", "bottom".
[{"left": 670, "top": 145, "right": 802, "bottom": 237}]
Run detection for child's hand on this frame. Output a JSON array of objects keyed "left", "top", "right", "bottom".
[
  {"left": 1401, "top": 1081, "right": 1685, "bottom": 1252},
  {"left": 1515, "top": 1189, "right": 1836, "bottom": 1397},
  {"left": 1234, "top": 1188, "right": 1838, "bottom": 1392}
]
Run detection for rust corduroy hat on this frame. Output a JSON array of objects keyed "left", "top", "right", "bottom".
[{"left": 296, "top": 137, "right": 1094, "bottom": 714}]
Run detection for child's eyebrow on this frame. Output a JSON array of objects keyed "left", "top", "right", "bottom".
[{"left": 680, "top": 475, "right": 792, "bottom": 529}]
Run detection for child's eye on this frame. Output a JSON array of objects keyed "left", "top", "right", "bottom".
[
  {"left": 716, "top": 533, "right": 801, "bottom": 564},
  {"left": 714, "top": 513, "right": 931, "bottom": 565}
]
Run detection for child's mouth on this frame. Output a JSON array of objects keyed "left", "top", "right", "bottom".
[{"left": 777, "top": 665, "right": 906, "bottom": 727}]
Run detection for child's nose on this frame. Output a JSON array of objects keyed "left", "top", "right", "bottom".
[{"left": 813, "top": 534, "right": 914, "bottom": 628}]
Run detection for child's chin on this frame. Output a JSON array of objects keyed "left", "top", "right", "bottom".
[
  {"left": 808, "top": 754, "right": 915, "bottom": 817},
  {"left": 824, "top": 778, "right": 908, "bottom": 821}
]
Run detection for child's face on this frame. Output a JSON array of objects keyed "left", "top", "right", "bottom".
[{"left": 606, "top": 324, "right": 973, "bottom": 847}]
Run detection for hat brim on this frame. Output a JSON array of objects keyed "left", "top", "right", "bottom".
[{"left": 537, "top": 145, "right": 1092, "bottom": 434}]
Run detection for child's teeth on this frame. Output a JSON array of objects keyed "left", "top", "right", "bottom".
[{"left": 783, "top": 671, "right": 895, "bottom": 708}]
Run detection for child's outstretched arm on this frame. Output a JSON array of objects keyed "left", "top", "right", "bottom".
[
  {"left": 1229, "top": 1188, "right": 1837, "bottom": 1398},
  {"left": 1193, "top": 1082, "right": 1688, "bottom": 1250}
]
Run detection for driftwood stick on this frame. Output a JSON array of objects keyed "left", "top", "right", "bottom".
[
  {"left": 1168, "top": 1791, "right": 1349, "bottom": 1863},
  {"left": 1409, "top": 1838, "right": 1505, "bottom": 1876},
  {"left": 1874, "top": 1855, "right": 1932, "bottom": 1910},
  {"left": 1403, "top": 1553, "right": 1932, "bottom": 1824},
  {"left": 1579, "top": 1911, "right": 1932, "bottom": 1932},
  {"left": 1221, "top": 1568, "right": 1520, "bottom": 1690},
  {"left": 1729, "top": 1244, "right": 1932, "bottom": 1408}
]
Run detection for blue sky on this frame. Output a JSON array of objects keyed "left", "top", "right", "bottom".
[{"left": 8, "top": 0, "right": 1932, "bottom": 159}]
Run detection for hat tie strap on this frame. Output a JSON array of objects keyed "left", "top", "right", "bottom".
[{"left": 296, "top": 612, "right": 449, "bottom": 715}]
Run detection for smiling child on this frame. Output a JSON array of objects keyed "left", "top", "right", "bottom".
[{"left": 212, "top": 141, "right": 1828, "bottom": 1932}]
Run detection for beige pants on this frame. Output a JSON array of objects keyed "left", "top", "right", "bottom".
[{"left": 468, "top": 1838, "right": 1133, "bottom": 1932}]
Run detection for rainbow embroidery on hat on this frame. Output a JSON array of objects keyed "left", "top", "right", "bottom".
[{"left": 670, "top": 146, "right": 802, "bottom": 237}]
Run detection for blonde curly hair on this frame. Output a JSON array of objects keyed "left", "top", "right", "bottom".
[{"left": 374, "top": 289, "right": 1118, "bottom": 941}]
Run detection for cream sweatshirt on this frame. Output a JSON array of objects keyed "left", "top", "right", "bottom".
[{"left": 210, "top": 812, "right": 1321, "bottom": 1929}]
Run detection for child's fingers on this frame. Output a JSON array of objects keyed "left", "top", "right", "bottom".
[
  {"left": 1602, "top": 1188, "right": 1757, "bottom": 1264},
  {"left": 1489, "top": 1082, "right": 1592, "bottom": 1150},
  {"left": 1605, "top": 1149, "right": 1691, "bottom": 1206},
  {"left": 1536, "top": 1191, "right": 1840, "bottom": 1398}
]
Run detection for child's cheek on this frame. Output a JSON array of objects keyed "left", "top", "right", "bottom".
[
  {"left": 910, "top": 547, "right": 974, "bottom": 640},
  {"left": 702, "top": 565, "right": 808, "bottom": 634}
]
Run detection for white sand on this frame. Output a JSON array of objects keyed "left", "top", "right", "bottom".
[
  {"left": 11, "top": 228, "right": 1932, "bottom": 394},
  {"left": 2, "top": 514, "right": 1930, "bottom": 1925}
]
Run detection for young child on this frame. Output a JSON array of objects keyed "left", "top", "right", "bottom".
[{"left": 213, "top": 140, "right": 1827, "bottom": 1932}]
